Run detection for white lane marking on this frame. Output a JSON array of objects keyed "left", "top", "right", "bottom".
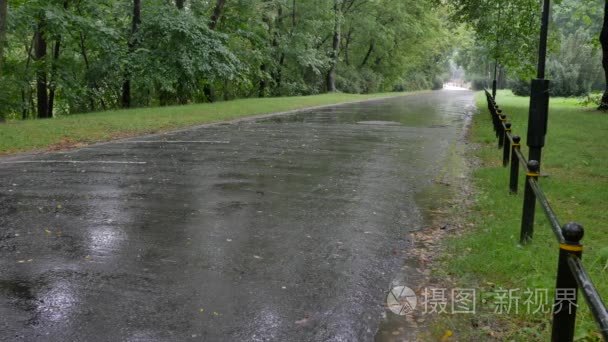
[
  {"left": 0, "top": 160, "right": 147, "bottom": 165},
  {"left": 123, "top": 140, "right": 230, "bottom": 144}
]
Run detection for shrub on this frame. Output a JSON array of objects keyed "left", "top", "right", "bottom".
[
  {"left": 468, "top": 76, "right": 488, "bottom": 91},
  {"left": 578, "top": 92, "right": 602, "bottom": 107},
  {"left": 509, "top": 79, "right": 530, "bottom": 96}
]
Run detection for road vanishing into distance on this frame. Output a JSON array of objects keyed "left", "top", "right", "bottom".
[{"left": 0, "top": 90, "right": 474, "bottom": 341}]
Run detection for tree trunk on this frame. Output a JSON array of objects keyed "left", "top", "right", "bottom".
[
  {"left": 268, "top": 3, "right": 282, "bottom": 94},
  {"left": 48, "top": 40, "right": 60, "bottom": 117},
  {"left": 360, "top": 40, "right": 374, "bottom": 67},
  {"left": 48, "top": 0, "right": 69, "bottom": 117},
  {"left": 121, "top": 0, "right": 141, "bottom": 108},
  {"left": 204, "top": 0, "right": 227, "bottom": 102},
  {"left": 259, "top": 63, "right": 267, "bottom": 97},
  {"left": 21, "top": 37, "right": 34, "bottom": 119},
  {"left": 79, "top": 32, "right": 95, "bottom": 111},
  {"left": 326, "top": 0, "right": 340, "bottom": 92},
  {"left": 599, "top": 0, "right": 608, "bottom": 110},
  {"left": 175, "top": 0, "right": 185, "bottom": 10},
  {"left": 0, "top": 0, "right": 8, "bottom": 74},
  {"left": 272, "top": 0, "right": 295, "bottom": 94},
  {"left": 343, "top": 28, "right": 352, "bottom": 66},
  {"left": 34, "top": 18, "right": 49, "bottom": 118},
  {"left": 209, "top": 0, "right": 226, "bottom": 30}
]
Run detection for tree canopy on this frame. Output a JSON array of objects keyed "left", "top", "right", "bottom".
[
  {"left": 447, "top": 0, "right": 606, "bottom": 97},
  {"left": 0, "top": 0, "right": 457, "bottom": 119}
]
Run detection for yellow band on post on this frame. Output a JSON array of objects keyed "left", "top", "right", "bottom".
[
  {"left": 560, "top": 244, "right": 583, "bottom": 252},
  {"left": 512, "top": 143, "right": 520, "bottom": 147},
  {"left": 526, "top": 172, "right": 540, "bottom": 177}
]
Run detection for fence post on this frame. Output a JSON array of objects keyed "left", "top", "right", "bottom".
[
  {"left": 509, "top": 136, "right": 521, "bottom": 194},
  {"left": 498, "top": 114, "right": 506, "bottom": 148},
  {"left": 489, "top": 101, "right": 499, "bottom": 132},
  {"left": 551, "top": 222, "right": 584, "bottom": 342},
  {"left": 503, "top": 123, "right": 512, "bottom": 167},
  {"left": 494, "top": 109, "right": 501, "bottom": 135},
  {"left": 520, "top": 160, "right": 540, "bottom": 244}
]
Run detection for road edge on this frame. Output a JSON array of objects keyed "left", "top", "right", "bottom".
[{"left": 0, "top": 91, "right": 430, "bottom": 162}]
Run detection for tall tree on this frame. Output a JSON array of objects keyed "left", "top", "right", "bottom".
[
  {"left": 48, "top": 0, "right": 69, "bottom": 117},
  {"left": 0, "top": 0, "right": 457, "bottom": 118},
  {"left": 600, "top": 0, "right": 608, "bottom": 110},
  {"left": 203, "top": 0, "right": 227, "bottom": 102},
  {"left": 279, "top": 0, "right": 297, "bottom": 86},
  {"left": 209, "top": 0, "right": 226, "bottom": 31},
  {"left": 0, "top": 0, "right": 7, "bottom": 74},
  {"left": 34, "top": 15, "right": 49, "bottom": 118},
  {"left": 326, "top": 0, "right": 340, "bottom": 92},
  {"left": 121, "top": 0, "right": 141, "bottom": 108}
]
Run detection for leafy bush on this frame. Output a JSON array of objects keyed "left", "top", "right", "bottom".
[
  {"left": 431, "top": 76, "right": 444, "bottom": 90},
  {"left": 468, "top": 76, "right": 488, "bottom": 91},
  {"left": 547, "top": 30, "right": 602, "bottom": 97},
  {"left": 336, "top": 67, "right": 384, "bottom": 94},
  {"left": 335, "top": 69, "right": 363, "bottom": 94},
  {"left": 509, "top": 79, "right": 530, "bottom": 96},
  {"left": 578, "top": 92, "right": 602, "bottom": 107}
]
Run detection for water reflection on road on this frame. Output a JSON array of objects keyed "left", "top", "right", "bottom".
[{"left": 0, "top": 90, "right": 474, "bottom": 341}]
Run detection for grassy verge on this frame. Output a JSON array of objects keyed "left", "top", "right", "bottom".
[
  {"left": 434, "top": 90, "right": 607, "bottom": 340},
  {"left": 0, "top": 92, "right": 405, "bottom": 155}
]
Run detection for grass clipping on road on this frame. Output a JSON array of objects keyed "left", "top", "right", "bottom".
[
  {"left": 434, "top": 90, "right": 607, "bottom": 341},
  {"left": 0, "top": 92, "right": 403, "bottom": 155}
]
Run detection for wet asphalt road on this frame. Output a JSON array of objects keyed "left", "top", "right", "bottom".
[{"left": 0, "top": 90, "right": 474, "bottom": 341}]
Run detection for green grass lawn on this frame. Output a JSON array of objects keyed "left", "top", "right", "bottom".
[
  {"left": 0, "top": 92, "right": 405, "bottom": 155},
  {"left": 436, "top": 90, "right": 608, "bottom": 341}
]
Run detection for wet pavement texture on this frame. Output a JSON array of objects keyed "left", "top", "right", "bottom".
[{"left": 0, "top": 90, "right": 474, "bottom": 341}]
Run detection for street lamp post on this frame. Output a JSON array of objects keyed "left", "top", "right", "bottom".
[
  {"left": 520, "top": 0, "right": 551, "bottom": 245},
  {"left": 492, "top": 61, "right": 498, "bottom": 99},
  {"left": 526, "top": 0, "right": 551, "bottom": 167},
  {"left": 492, "top": 4, "right": 501, "bottom": 100}
]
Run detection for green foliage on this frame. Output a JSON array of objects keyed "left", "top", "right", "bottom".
[
  {"left": 547, "top": 30, "right": 603, "bottom": 97},
  {"left": 0, "top": 0, "right": 458, "bottom": 119},
  {"left": 577, "top": 92, "right": 602, "bottom": 107},
  {"left": 509, "top": 78, "right": 530, "bottom": 96},
  {"left": 446, "top": 0, "right": 540, "bottom": 80},
  {"left": 510, "top": 28, "right": 603, "bottom": 98},
  {"left": 131, "top": 2, "right": 242, "bottom": 105},
  {"left": 468, "top": 75, "right": 489, "bottom": 91},
  {"left": 450, "top": 0, "right": 606, "bottom": 98}
]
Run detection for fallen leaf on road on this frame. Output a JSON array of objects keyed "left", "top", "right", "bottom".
[{"left": 440, "top": 329, "right": 453, "bottom": 341}]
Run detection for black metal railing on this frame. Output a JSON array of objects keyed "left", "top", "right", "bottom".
[{"left": 483, "top": 89, "right": 608, "bottom": 341}]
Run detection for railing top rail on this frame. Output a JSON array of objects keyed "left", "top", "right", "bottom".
[
  {"left": 528, "top": 178, "right": 565, "bottom": 243},
  {"left": 567, "top": 256, "right": 608, "bottom": 340},
  {"left": 512, "top": 140, "right": 529, "bottom": 170},
  {"left": 484, "top": 92, "right": 607, "bottom": 339}
]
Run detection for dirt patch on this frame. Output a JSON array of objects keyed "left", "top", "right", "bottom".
[{"left": 46, "top": 137, "right": 89, "bottom": 152}]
